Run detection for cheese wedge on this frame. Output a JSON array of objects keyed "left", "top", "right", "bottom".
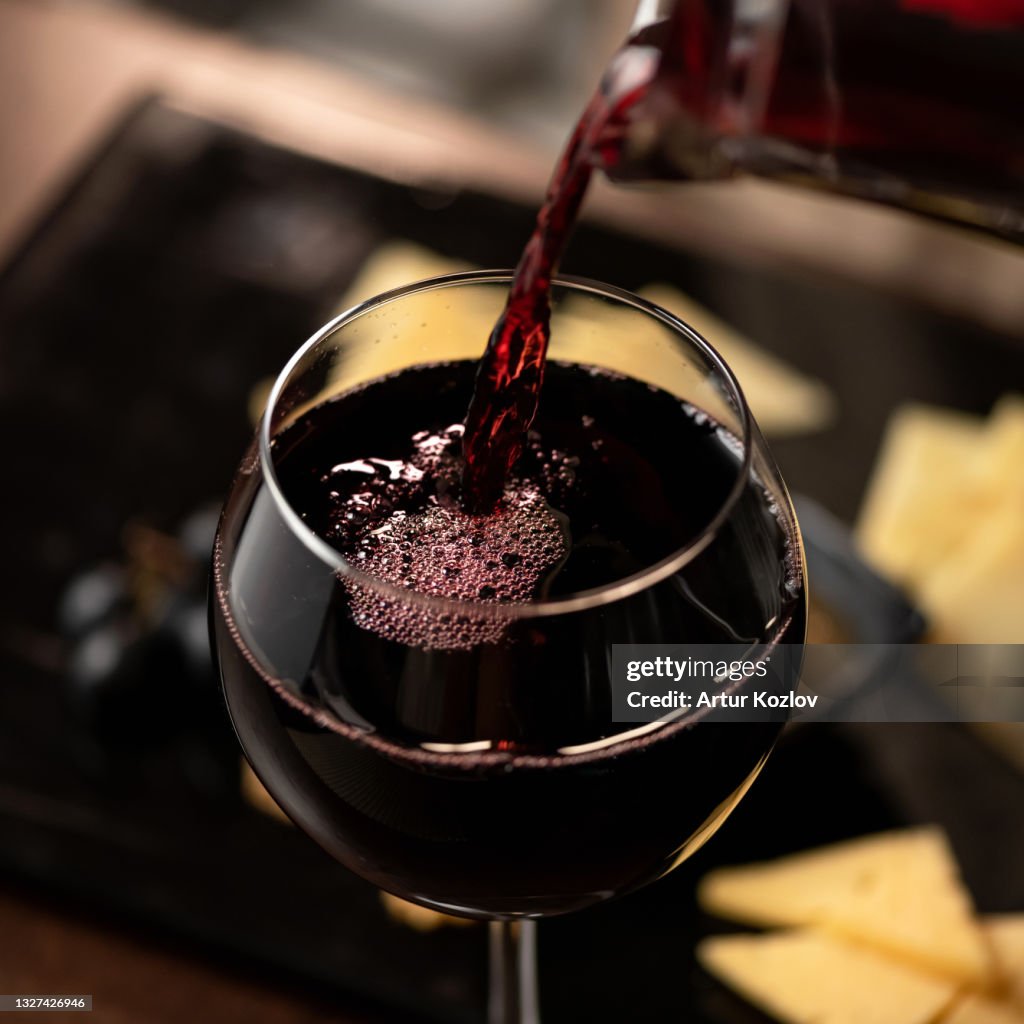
[
  {"left": 697, "top": 827, "right": 992, "bottom": 984},
  {"left": 915, "top": 397, "right": 1024, "bottom": 643},
  {"left": 336, "top": 240, "right": 471, "bottom": 312},
  {"left": 698, "top": 929, "right": 959, "bottom": 1024},
  {"left": 855, "top": 396, "right": 1024, "bottom": 644},
  {"left": 985, "top": 915, "right": 1024, "bottom": 1007},
  {"left": 856, "top": 404, "right": 985, "bottom": 591},
  {"left": 552, "top": 283, "right": 838, "bottom": 436},
  {"left": 980, "top": 396, "right": 1024, "bottom": 504},
  {"left": 327, "top": 242, "right": 487, "bottom": 393},
  {"left": 920, "top": 499, "right": 1024, "bottom": 643},
  {"left": 640, "top": 283, "right": 836, "bottom": 437},
  {"left": 943, "top": 994, "right": 1024, "bottom": 1024}
]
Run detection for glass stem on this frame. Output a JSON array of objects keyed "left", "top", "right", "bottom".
[{"left": 488, "top": 920, "right": 540, "bottom": 1024}]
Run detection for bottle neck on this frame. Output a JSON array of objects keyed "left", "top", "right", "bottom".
[
  {"left": 618, "top": 0, "right": 1024, "bottom": 241},
  {"left": 618, "top": 0, "right": 786, "bottom": 180}
]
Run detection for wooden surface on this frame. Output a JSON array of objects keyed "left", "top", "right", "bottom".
[{"left": 0, "top": 884, "right": 390, "bottom": 1024}]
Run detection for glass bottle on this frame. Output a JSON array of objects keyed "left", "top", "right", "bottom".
[{"left": 616, "top": 0, "right": 1024, "bottom": 239}]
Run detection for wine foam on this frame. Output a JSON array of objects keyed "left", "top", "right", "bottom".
[{"left": 324, "top": 418, "right": 569, "bottom": 648}]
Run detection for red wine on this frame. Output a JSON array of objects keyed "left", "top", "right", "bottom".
[
  {"left": 460, "top": 44, "right": 660, "bottom": 510},
  {"left": 757, "top": 0, "right": 1023, "bottom": 216},
  {"left": 617, "top": 0, "right": 1024, "bottom": 236},
  {"left": 213, "top": 362, "right": 803, "bottom": 917}
]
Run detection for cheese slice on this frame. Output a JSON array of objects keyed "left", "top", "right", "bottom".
[
  {"left": 327, "top": 242, "right": 487, "bottom": 392},
  {"left": 916, "top": 396, "right": 1024, "bottom": 643},
  {"left": 856, "top": 404, "right": 985, "bottom": 591},
  {"left": 552, "top": 282, "right": 837, "bottom": 437},
  {"left": 980, "top": 396, "right": 1024, "bottom": 504},
  {"left": 854, "top": 395, "right": 1024, "bottom": 644},
  {"left": 985, "top": 915, "right": 1024, "bottom": 1007},
  {"left": 335, "top": 240, "right": 471, "bottom": 312},
  {"left": 943, "top": 994, "right": 1024, "bottom": 1024},
  {"left": 698, "top": 929, "right": 958, "bottom": 1024},
  {"left": 640, "top": 283, "right": 836, "bottom": 437},
  {"left": 697, "top": 827, "right": 992, "bottom": 984},
  {"left": 919, "top": 499, "right": 1024, "bottom": 643}
]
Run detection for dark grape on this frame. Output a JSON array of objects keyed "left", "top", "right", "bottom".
[{"left": 58, "top": 565, "right": 128, "bottom": 637}]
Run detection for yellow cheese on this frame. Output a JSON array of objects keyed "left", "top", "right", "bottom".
[
  {"left": 916, "top": 396, "right": 1024, "bottom": 643},
  {"left": 551, "top": 282, "right": 838, "bottom": 437},
  {"left": 985, "top": 915, "right": 1024, "bottom": 1007},
  {"left": 698, "top": 929, "right": 959, "bottom": 1024},
  {"left": 856, "top": 404, "right": 985, "bottom": 590},
  {"left": 697, "top": 828, "right": 993, "bottom": 984},
  {"left": 942, "top": 994, "right": 1024, "bottom": 1024},
  {"left": 328, "top": 242, "right": 485, "bottom": 391},
  {"left": 980, "top": 396, "right": 1024, "bottom": 504},
  {"left": 855, "top": 396, "right": 1024, "bottom": 643},
  {"left": 919, "top": 499, "right": 1024, "bottom": 643},
  {"left": 640, "top": 283, "right": 836, "bottom": 437},
  {"left": 336, "top": 240, "right": 471, "bottom": 312}
]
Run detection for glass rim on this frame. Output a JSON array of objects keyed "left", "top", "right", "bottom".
[{"left": 259, "top": 269, "right": 755, "bottom": 619}]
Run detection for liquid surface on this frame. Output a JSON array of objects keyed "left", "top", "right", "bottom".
[{"left": 275, "top": 361, "right": 746, "bottom": 630}]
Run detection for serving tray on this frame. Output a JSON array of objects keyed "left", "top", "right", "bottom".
[{"left": 0, "top": 98, "right": 1021, "bottom": 1023}]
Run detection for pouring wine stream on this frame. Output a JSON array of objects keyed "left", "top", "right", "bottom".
[{"left": 460, "top": 44, "right": 659, "bottom": 512}]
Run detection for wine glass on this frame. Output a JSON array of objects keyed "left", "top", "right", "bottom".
[{"left": 210, "top": 271, "right": 806, "bottom": 1023}]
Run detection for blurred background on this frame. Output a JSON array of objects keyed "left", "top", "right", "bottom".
[{"left": 0, "top": 1, "right": 1022, "bottom": 1022}]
